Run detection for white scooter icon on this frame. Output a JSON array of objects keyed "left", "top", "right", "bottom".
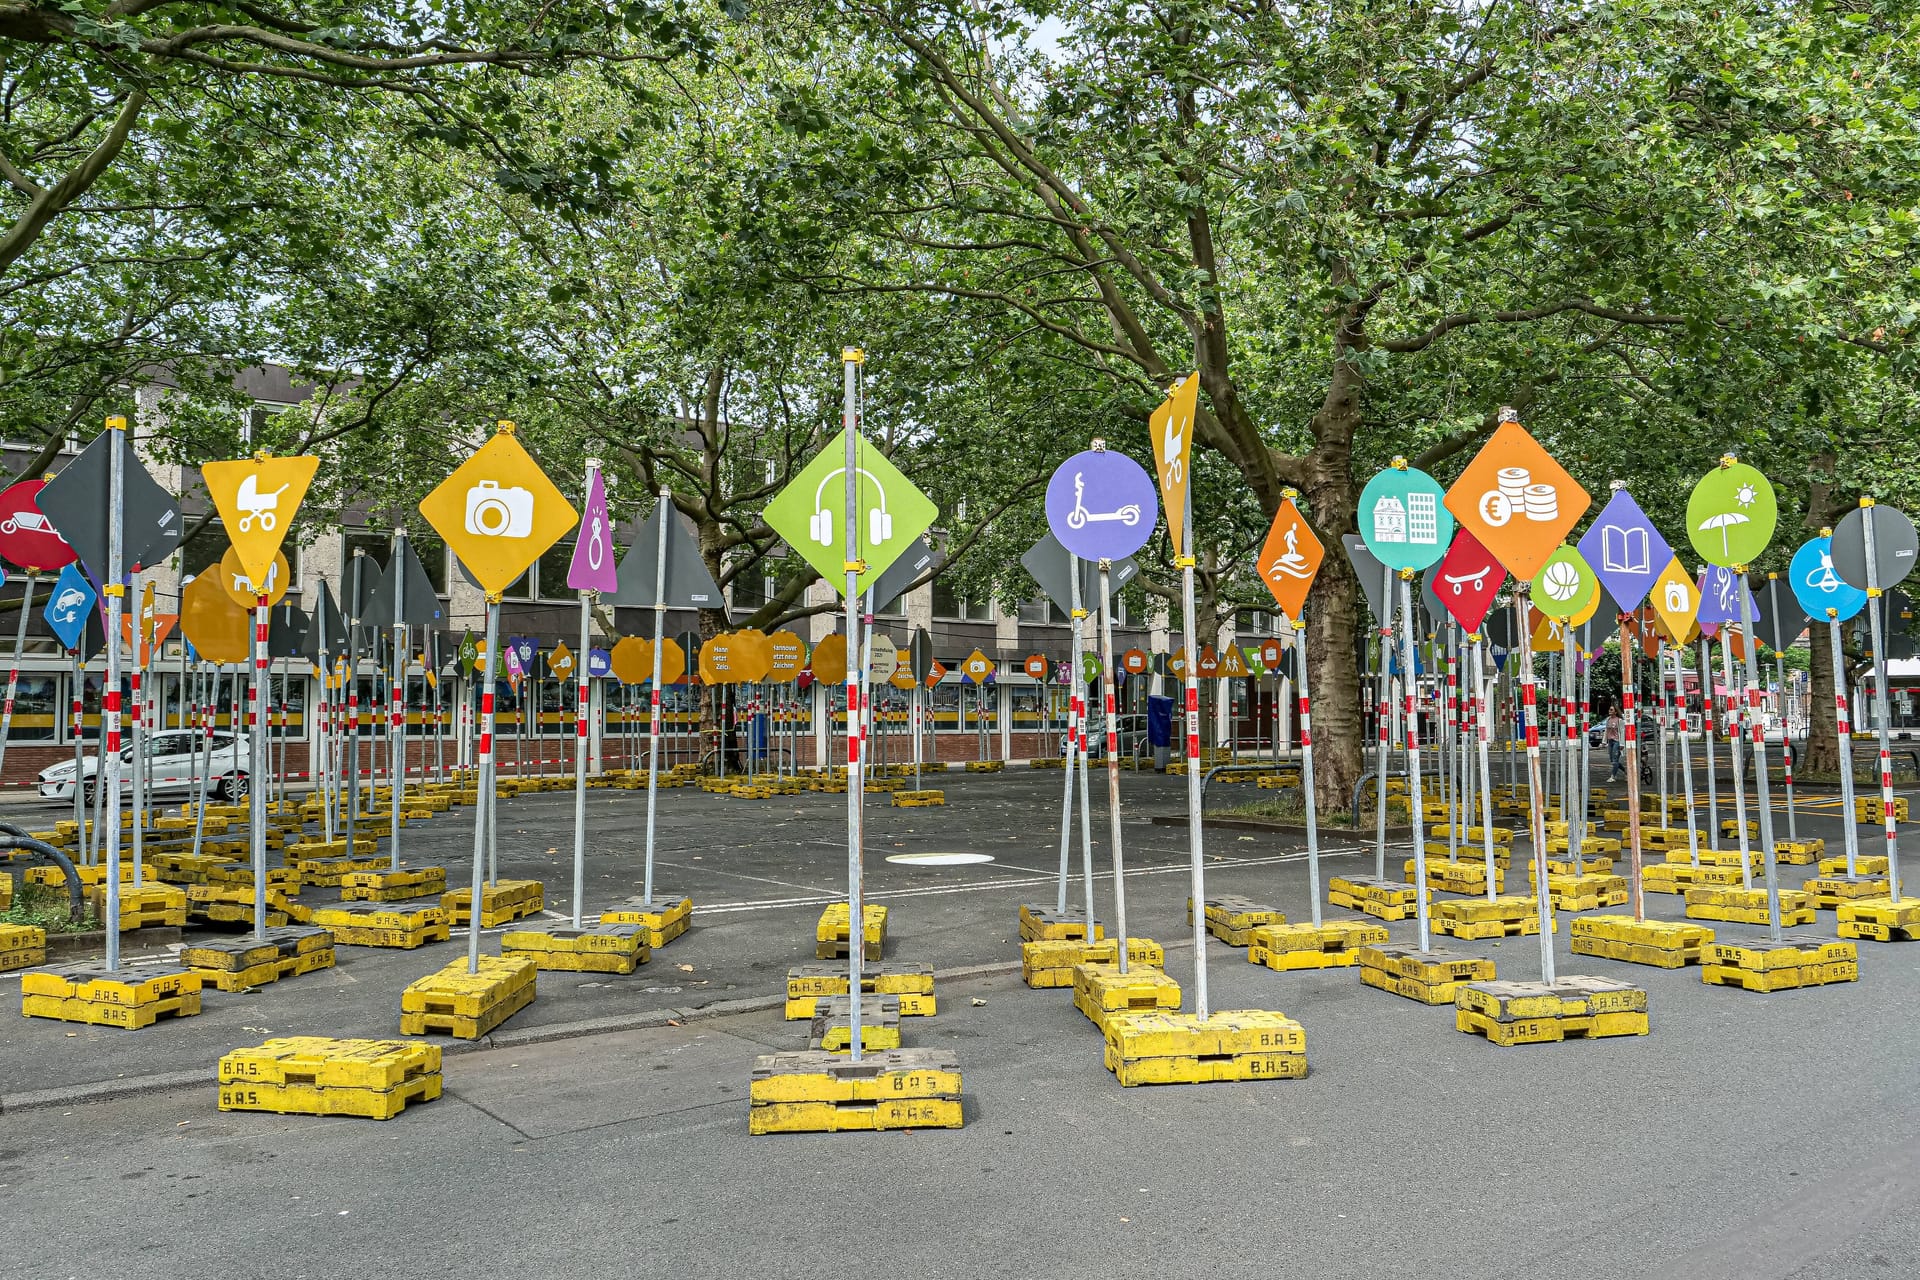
[{"left": 1065, "top": 472, "right": 1141, "bottom": 530}]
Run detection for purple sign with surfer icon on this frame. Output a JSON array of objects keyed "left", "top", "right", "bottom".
[{"left": 1045, "top": 447, "right": 1158, "bottom": 562}]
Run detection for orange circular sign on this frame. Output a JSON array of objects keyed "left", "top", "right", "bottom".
[
  {"left": 768, "top": 630, "right": 806, "bottom": 681},
  {"left": 1259, "top": 638, "right": 1284, "bottom": 669},
  {"left": 1023, "top": 654, "right": 1050, "bottom": 680},
  {"left": 609, "top": 636, "right": 652, "bottom": 684},
  {"left": 1121, "top": 648, "right": 1148, "bottom": 675},
  {"left": 811, "top": 634, "right": 848, "bottom": 684},
  {"left": 731, "top": 628, "right": 773, "bottom": 682}
]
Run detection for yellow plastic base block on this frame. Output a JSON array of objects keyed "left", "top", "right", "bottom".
[
  {"left": 1821, "top": 855, "right": 1889, "bottom": 877},
  {"left": 501, "top": 924, "right": 651, "bottom": 973},
  {"left": 815, "top": 902, "right": 887, "bottom": 960},
  {"left": 1186, "top": 894, "right": 1286, "bottom": 946},
  {"left": 1684, "top": 887, "right": 1817, "bottom": 927},
  {"left": 808, "top": 994, "right": 903, "bottom": 1053},
  {"left": 23, "top": 990, "right": 203, "bottom": 1028},
  {"left": 341, "top": 867, "right": 448, "bottom": 902},
  {"left": 750, "top": 1096, "right": 963, "bottom": 1133},
  {"left": 399, "top": 955, "right": 537, "bottom": 1039},
  {"left": 310, "top": 902, "right": 451, "bottom": 948},
  {"left": 1072, "top": 963, "right": 1181, "bottom": 1027},
  {"left": 441, "top": 878, "right": 545, "bottom": 928},
  {"left": 21, "top": 961, "right": 202, "bottom": 1005},
  {"left": 964, "top": 760, "right": 1004, "bottom": 772},
  {"left": 1021, "top": 937, "right": 1162, "bottom": 988},
  {"left": 1432, "top": 825, "right": 1513, "bottom": 846},
  {"left": 1702, "top": 961, "right": 1858, "bottom": 992},
  {"left": 1668, "top": 846, "right": 1762, "bottom": 870},
  {"left": 1804, "top": 875, "right": 1894, "bottom": 909},
  {"left": 1569, "top": 916, "right": 1713, "bottom": 968},
  {"left": 1406, "top": 858, "right": 1506, "bottom": 896},
  {"left": 1018, "top": 904, "right": 1105, "bottom": 943},
  {"left": 1835, "top": 896, "right": 1920, "bottom": 942},
  {"left": 0, "top": 923, "right": 46, "bottom": 972},
  {"left": 1327, "top": 876, "right": 1418, "bottom": 922},
  {"left": 199, "top": 947, "right": 336, "bottom": 992},
  {"left": 891, "top": 789, "right": 946, "bottom": 807},
  {"left": 87, "top": 882, "right": 188, "bottom": 931},
  {"left": 1855, "top": 797, "right": 1908, "bottom": 823},
  {"left": 221, "top": 1035, "right": 441, "bottom": 1089},
  {"left": 1432, "top": 895, "right": 1551, "bottom": 940},
  {"left": 785, "top": 962, "right": 935, "bottom": 1018},
  {"left": 219, "top": 1074, "right": 440, "bottom": 1119},
  {"left": 1700, "top": 935, "right": 1858, "bottom": 992},
  {"left": 1247, "top": 919, "right": 1389, "bottom": 971},
  {"left": 599, "top": 894, "right": 694, "bottom": 948},
  {"left": 1527, "top": 871, "right": 1630, "bottom": 912},
  {"left": 1774, "top": 838, "right": 1825, "bottom": 865},
  {"left": 1358, "top": 944, "right": 1495, "bottom": 1006},
  {"left": 1101, "top": 1009, "right": 1308, "bottom": 1086},
  {"left": 1456, "top": 975, "right": 1647, "bottom": 1021},
  {"left": 184, "top": 923, "right": 334, "bottom": 970},
  {"left": 1456, "top": 1007, "right": 1650, "bottom": 1045}
]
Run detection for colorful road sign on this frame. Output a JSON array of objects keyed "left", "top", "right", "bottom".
[
  {"left": 1358, "top": 465, "right": 1453, "bottom": 572},
  {"left": 1023, "top": 654, "right": 1051, "bottom": 680},
  {"left": 1696, "top": 565, "right": 1760, "bottom": 629},
  {"left": 769, "top": 631, "right": 807, "bottom": 681},
  {"left": 1649, "top": 557, "right": 1701, "bottom": 642},
  {"left": 1342, "top": 534, "right": 1389, "bottom": 620},
  {"left": 1080, "top": 651, "right": 1102, "bottom": 684},
  {"left": 1686, "top": 460, "right": 1777, "bottom": 567},
  {"left": 1531, "top": 546, "right": 1599, "bottom": 620},
  {"left": 1578, "top": 487, "right": 1672, "bottom": 612},
  {"left": 43, "top": 563, "right": 94, "bottom": 650},
  {"left": 1832, "top": 504, "right": 1918, "bottom": 591},
  {"left": 1147, "top": 373, "right": 1199, "bottom": 556},
  {"left": 0, "top": 480, "right": 76, "bottom": 572},
  {"left": 658, "top": 638, "right": 686, "bottom": 685},
  {"left": 1258, "top": 638, "right": 1284, "bottom": 671},
  {"left": 587, "top": 648, "right": 612, "bottom": 678},
  {"left": 924, "top": 659, "right": 947, "bottom": 687},
  {"left": 567, "top": 468, "right": 619, "bottom": 593},
  {"left": 180, "top": 572, "right": 249, "bottom": 664},
  {"left": 1444, "top": 420, "right": 1590, "bottom": 581},
  {"left": 201, "top": 454, "right": 319, "bottom": 584},
  {"left": 36, "top": 428, "right": 182, "bottom": 580},
  {"left": 866, "top": 635, "right": 898, "bottom": 682},
  {"left": 610, "top": 500, "right": 723, "bottom": 611},
  {"left": 548, "top": 643, "right": 574, "bottom": 679},
  {"left": 1434, "top": 528, "right": 1504, "bottom": 634},
  {"left": 761, "top": 428, "right": 939, "bottom": 595},
  {"left": 609, "top": 636, "right": 652, "bottom": 683},
  {"left": 960, "top": 649, "right": 995, "bottom": 683},
  {"left": 1121, "top": 648, "right": 1148, "bottom": 676},
  {"left": 1256, "top": 496, "right": 1324, "bottom": 619},
  {"left": 1045, "top": 448, "right": 1158, "bottom": 562},
  {"left": 1217, "top": 646, "right": 1249, "bottom": 677},
  {"left": 219, "top": 546, "right": 291, "bottom": 607},
  {"left": 810, "top": 634, "right": 848, "bottom": 684},
  {"left": 418, "top": 425, "right": 579, "bottom": 596},
  {"left": 1789, "top": 536, "right": 1868, "bottom": 621}
]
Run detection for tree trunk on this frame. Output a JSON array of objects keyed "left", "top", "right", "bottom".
[
  {"left": 1298, "top": 358, "right": 1365, "bottom": 814},
  {"left": 1800, "top": 452, "right": 1848, "bottom": 775}
]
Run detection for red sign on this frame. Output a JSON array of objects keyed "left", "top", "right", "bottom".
[
  {"left": 0, "top": 480, "right": 78, "bottom": 573},
  {"left": 1435, "top": 528, "right": 1506, "bottom": 635}
]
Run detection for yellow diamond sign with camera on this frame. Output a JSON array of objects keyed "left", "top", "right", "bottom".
[{"left": 418, "top": 426, "right": 578, "bottom": 596}]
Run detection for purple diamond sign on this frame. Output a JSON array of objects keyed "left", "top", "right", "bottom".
[
  {"left": 567, "top": 467, "right": 619, "bottom": 593},
  {"left": 1045, "top": 448, "right": 1158, "bottom": 561},
  {"left": 1577, "top": 487, "right": 1671, "bottom": 612},
  {"left": 1696, "top": 565, "right": 1761, "bottom": 629}
]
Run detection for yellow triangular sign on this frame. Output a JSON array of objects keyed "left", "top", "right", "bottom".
[
  {"left": 202, "top": 454, "right": 320, "bottom": 584},
  {"left": 1148, "top": 373, "right": 1200, "bottom": 557}
]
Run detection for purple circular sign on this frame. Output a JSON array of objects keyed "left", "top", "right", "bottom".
[{"left": 1046, "top": 449, "right": 1159, "bottom": 561}]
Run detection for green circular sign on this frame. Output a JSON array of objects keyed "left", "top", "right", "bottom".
[
  {"left": 1357, "top": 466, "right": 1454, "bottom": 572},
  {"left": 1531, "top": 545, "right": 1599, "bottom": 619},
  {"left": 1686, "top": 461, "right": 1777, "bottom": 568}
]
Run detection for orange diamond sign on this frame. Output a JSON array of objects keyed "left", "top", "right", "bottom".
[
  {"left": 960, "top": 649, "right": 995, "bottom": 682},
  {"left": 1444, "top": 420, "right": 1590, "bottom": 582},
  {"left": 419, "top": 425, "right": 578, "bottom": 597},
  {"left": 1256, "top": 496, "right": 1324, "bottom": 620}
]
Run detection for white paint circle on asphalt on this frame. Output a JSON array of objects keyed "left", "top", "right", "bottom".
[{"left": 885, "top": 851, "right": 995, "bottom": 866}]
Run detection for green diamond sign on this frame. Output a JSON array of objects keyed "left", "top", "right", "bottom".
[{"left": 763, "top": 428, "right": 939, "bottom": 596}]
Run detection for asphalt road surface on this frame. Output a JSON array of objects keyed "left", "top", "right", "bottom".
[{"left": 3, "top": 765, "right": 1918, "bottom": 1279}]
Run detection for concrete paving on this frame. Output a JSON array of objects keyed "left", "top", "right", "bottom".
[{"left": 3, "top": 765, "right": 1918, "bottom": 1278}]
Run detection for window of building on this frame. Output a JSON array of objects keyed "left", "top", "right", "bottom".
[
  {"left": 181, "top": 520, "right": 232, "bottom": 580},
  {"left": 732, "top": 568, "right": 770, "bottom": 612},
  {"left": 933, "top": 581, "right": 992, "bottom": 622},
  {"left": 536, "top": 540, "right": 576, "bottom": 600}
]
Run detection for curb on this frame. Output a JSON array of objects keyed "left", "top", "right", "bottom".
[{"left": 0, "top": 957, "right": 1043, "bottom": 1114}]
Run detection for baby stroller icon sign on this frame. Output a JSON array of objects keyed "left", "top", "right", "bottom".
[{"left": 236, "top": 475, "right": 291, "bottom": 532}]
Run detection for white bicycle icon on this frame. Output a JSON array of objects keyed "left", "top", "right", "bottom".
[
  {"left": 1065, "top": 472, "right": 1140, "bottom": 530},
  {"left": 0, "top": 510, "right": 63, "bottom": 539}
]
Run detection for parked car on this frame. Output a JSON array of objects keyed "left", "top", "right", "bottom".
[
  {"left": 1062, "top": 712, "right": 1150, "bottom": 761},
  {"left": 38, "top": 730, "right": 252, "bottom": 803}
]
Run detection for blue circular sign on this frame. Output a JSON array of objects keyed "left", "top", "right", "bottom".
[
  {"left": 1046, "top": 449, "right": 1159, "bottom": 561},
  {"left": 1789, "top": 535, "right": 1868, "bottom": 623}
]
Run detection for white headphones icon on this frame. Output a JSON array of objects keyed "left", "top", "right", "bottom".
[{"left": 809, "top": 467, "right": 893, "bottom": 548}]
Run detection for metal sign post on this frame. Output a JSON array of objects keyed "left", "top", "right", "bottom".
[
  {"left": 0, "top": 572, "right": 38, "bottom": 789},
  {"left": 1858, "top": 507, "right": 1904, "bottom": 896},
  {"left": 1176, "top": 505, "right": 1209, "bottom": 1016},
  {"left": 1054, "top": 559, "right": 1085, "bottom": 918},
  {"left": 1735, "top": 571, "right": 1783, "bottom": 941},
  {"left": 466, "top": 597, "right": 500, "bottom": 973},
  {"left": 389, "top": 531, "right": 409, "bottom": 870},
  {"left": 644, "top": 488, "right": 670, "bottom": 906},
  {"left": 1096, "top": 554, "right": 1131, "bottom": 975},
  {"left": 101, "top": 418, "right": 127, "bottom": 972},
  {"left": 1513, "top": 591, "right": 1554, "bottom": 982},
  {"left": 251, "top": 590, "right": 269, "bottom": 939},
  {"left": 1469, "top": 633, "right": 1499, "bottom": 900},
  {"left": 1373, "top": 561, "right": 1393, "bottom": 878},
  {"left": 1398, "top": 572, "right": 1431, "bottom": 953},
  {"left": 1699, "top": 635, "right": 1721, "bottom": 853},
  {"left": 1294, "top": 615, "right": 1324, "bottom": 925},
  {"left": 839, "top": 352, "right": 868, "bottom": 1062}
]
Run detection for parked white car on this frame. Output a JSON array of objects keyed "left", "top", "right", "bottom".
[{"left": 37, "top": 731, "right": 252, "bottom": 803}]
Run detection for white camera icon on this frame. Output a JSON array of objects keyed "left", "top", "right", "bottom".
[{"left": 464, "top": 480, "right": 534, "bottom": 538}]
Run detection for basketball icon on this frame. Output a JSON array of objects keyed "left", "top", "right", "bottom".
[{"left": 1542, "top": 559, "right": 1582, "bottom": 601}]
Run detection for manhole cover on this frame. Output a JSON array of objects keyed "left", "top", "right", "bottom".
[{"left": 884, "top": 851, "right": 995, "bottom": 867}]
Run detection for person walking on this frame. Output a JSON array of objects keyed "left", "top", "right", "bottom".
[{"left": 1604, "top": 706, "right": 1626, "bottom": 782}]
